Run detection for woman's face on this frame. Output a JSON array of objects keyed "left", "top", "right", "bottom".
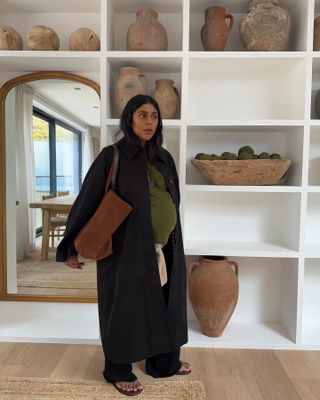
[{"left": 131, "top": 103, "right": 159, "bottom": 147}]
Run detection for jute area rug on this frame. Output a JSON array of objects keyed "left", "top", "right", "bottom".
[
  {"left": 17, "top": 259, "right": 96, "bottom": 289},
  {"left": 0, "top": 377, "right": 206, "bottom": 399}
]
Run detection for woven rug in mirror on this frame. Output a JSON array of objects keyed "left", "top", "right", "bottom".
[{"left": 0, "top": 377, "right": 206, "bottom": 399}]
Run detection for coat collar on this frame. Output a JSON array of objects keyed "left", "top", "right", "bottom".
[{"left": 116, "top": 136, "right": 168, "bottom": 164}]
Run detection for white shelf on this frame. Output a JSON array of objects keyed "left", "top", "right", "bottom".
[
  {"left": 304, "top": 244, "right": 320, "bottom": 258},
  {"left": 186, "top": 120, "right": 305, "bottom": 126},
  {"left": 185, "top": 185, "right": 302, "bottom": 193},
  {"left": 0, "top": 52, "right": 100, "bottom": 72},
  {"left": 188, "top": 52, "right": 307, "bottom": 59},
  {"left": 308, "top": 186, "right": 320, "bottom": 192},
  {"left": 187, "top": 320, "right": 296, "bottom": 349},
  {"left": 106, "top": 118, "right": 182, "bottom": 126},
  {"left": 184, "top": 241, "right": 299, "bottom": 258},
  {"left": 0, "top": 0, "right": 101, "bottom": 13}
]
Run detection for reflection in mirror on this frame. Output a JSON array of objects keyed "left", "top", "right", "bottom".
[{"left": 4, "top": 77, "right": 100, "bottom": 299}]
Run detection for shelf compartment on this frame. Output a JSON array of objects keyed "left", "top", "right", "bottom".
[
  {"left": 188, "top": 57, "right": 306, "bottom": 121},
  {"left": 107, "top": 0, "right": 183, "bottom": 51},
  {"left": 186, "top": 125, "right": 303, "bottom": 186},
  {"left": 106, "top": 57, "right": 182, "bottom": 119},
  {"left": 105, "top": 124, "right": 180, "bottom": 168},
  {"left": 0, "top": 7, "right": 100, "bottom": 51},
  {"left": 302, "top": 258, "right": 320, "bottom": 346},
  {"left": 305, "top": 193, "right": 320, "bottom": 253},
  {"left": 189, "top": 0, "right": 308, "bottom": 52},
  {"left": 184, "top": 191, "right": 301, "bottom": 252},
  {"left": 186, "top": 256, "right": 299, "bottom": 346},
  {"left": 309, "top": 127, "right": 320, "bottom": 185}
]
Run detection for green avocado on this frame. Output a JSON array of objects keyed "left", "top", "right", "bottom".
[
  {"left": 258, "top": 152, "right": 270, "bottom": 159},
  {"left": 221, "top": 152, "right": 237, "bottom": 160},
  {"left": 238, "top": 145, "right": 254, "bottom": 155},
  {"left": 270, "top": 153, "right": 282, "bottom": 159}
]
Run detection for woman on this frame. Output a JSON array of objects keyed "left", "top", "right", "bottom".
[{"left": 56, "top": 94, "right": 191, "bottom": 396}]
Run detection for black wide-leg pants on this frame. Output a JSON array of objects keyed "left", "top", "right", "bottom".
[{"left": 103, "top": 282, "right": 182, "bottom": 382}]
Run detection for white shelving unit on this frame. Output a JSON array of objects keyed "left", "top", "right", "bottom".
[{"left": 1, "top": 0, "right": 320, "bottom": 349}]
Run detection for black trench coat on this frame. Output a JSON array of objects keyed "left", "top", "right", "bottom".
[{"left": 56, "top": 136, "right": 188, "bottom": 363}]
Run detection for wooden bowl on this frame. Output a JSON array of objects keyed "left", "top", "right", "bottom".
[{"left": 191, "top": 159, "right": 291, "bottom": 185}]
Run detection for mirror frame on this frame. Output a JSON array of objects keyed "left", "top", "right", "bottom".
[{"left": 0, "top": 71, "right": 100, "bottom": 303}]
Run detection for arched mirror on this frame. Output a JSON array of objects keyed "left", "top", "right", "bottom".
[{"left": 0, "top": 72, "right": 100, "bottom": 303}]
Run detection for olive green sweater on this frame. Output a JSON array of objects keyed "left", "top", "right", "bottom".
[{"left": 147, "top": 161, "right": 177, "bottom": 245}]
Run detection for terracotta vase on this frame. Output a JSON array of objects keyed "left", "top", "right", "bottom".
[
  {"left": 113, "top": 67, "right": 148, "bottom": 117},
  {"left": 239, "top": 0, "right": 291, "bottom": 51},
  {"left": 314, "top": 17, "right": 320, "bottom": 51},
  {"left": 201, "top": 6, "right": 234, "bottom": 51},
  {"left": 0, "top": 25, "right": 23, "bottom": 50},
  {"left": 126, "top": 8, "right": 168, "bottom": 51},
  {"left": 188, "top": 256, "right": 239, "bottom": 337},
  {"left": 26, "top": 25, "right": 60, "bottom": 50},
  {"left": 152, "top": 79, "right": 179, "bottom": 119},
  {"left": 69, "top": 27, "right": 100, "bottom": 51}
]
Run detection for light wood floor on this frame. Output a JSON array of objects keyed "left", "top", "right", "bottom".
[{"left": 0, "top": 343, "right": 319, "bottom": 399}]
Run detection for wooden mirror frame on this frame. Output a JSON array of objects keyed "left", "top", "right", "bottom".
[{"left": 0, "top": 71, "right": 100, "bottom": 303}]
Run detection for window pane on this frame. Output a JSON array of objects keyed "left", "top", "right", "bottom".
[
  {"left": 32, "top": 115, "right": 50, "bottom": 230},
  {"left": 56, "top": 124, "right": 80, "bottom": 194}
]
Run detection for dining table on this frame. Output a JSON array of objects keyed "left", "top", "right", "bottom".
[{"left": 29, "top": 194, "right": 76, "bottom": 261}]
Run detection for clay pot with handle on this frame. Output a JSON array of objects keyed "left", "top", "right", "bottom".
[
  {"left": 188, "top": 255, "right": 239, "bottom": 337},
  {"left": 113, "top": 67, "right": 148, "bottom": 117},
  {"left": 201, "top": 6, "right": 234, "bottom": 51}
]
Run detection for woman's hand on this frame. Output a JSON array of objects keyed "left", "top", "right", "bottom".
[{"left": 64, "top": 255, "right": 84, "bottom": 270}]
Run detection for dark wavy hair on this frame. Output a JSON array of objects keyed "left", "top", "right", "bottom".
[{"left": 116, "top": 94, "right": 163, "bottom": 161}]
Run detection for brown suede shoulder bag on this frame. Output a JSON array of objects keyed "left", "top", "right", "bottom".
[{"left": 74, "top": 145, "right": 133, "bottom": 260}]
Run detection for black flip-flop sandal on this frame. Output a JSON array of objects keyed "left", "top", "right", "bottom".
[
  {"left": 112, "top": 381, "right": 143, "bottom": 397},
  {"left": 175, "top": 362, "right": 192, "bottom": 375}
]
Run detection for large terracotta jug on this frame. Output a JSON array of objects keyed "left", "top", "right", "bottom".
[
  {"left": 201, "top": 6, "right": 234, "bottom": 51},
  {"left": 188, "top": 256, "right": 239, "bottom": 337},
  {"left": 113, "top": 67, "right": 148, "bottom": 117},
  {"left": 239, "top": 0, "right": 291, "bottom": 51},
  {"left": 152, "top": 79, "right": 179, "bottom": 119},
  {"left": 126, "top": 8, "right": 168, "bottom": 51}
]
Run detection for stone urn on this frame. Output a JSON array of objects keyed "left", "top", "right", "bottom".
[
  {"left": 69, "top": 27, "right": 100, "bottom": 51},
  {"left": 0, "top": 25, "right": 23, "bottom": 50},
  {"left": 188, "top": 255, "right": 239, "bottom": 337},
  {"left": 201, "top": 6, "right": 234, "bottom": 51},
  {"left": 314, "top": 17, "right": 320, "bottom": 51},
  {"left": 126, "top": 8, "right": 168, "bottom": 51},
  {"left": 26, "top": 25, "right": 60, "bottom": 50},
  {"left": 114, "top": 67, "right": 148, "bottom": 117},
  {"left": 152, "top": 79, "right": 179, "bottom": 119},
  {"left": 239, "top": 0, "right": 291, "bottom": 51}
]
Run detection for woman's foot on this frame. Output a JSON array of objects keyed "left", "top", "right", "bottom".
[
  {"left": 113, "top": 380, "right": 143, "bottom": 396},
  {"left": 176, "top": 361, "right": 192, "bottom": 375}
]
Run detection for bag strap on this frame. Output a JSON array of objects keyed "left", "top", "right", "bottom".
[{"left": 104, "top": 144, "right": 119, "bottom": 193}]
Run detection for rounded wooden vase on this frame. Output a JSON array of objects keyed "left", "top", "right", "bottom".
[
  {"left": 113, "top": 67, "right": 148, "bottom": 117},
  {"left": 0, "top": 25, "right": 23, "bottom": 50},
  {"left": 188, "top": 256, "right": 239, "bottom": 337},
  {"left": 239, "top": 0, "right": 291, "bottom": 51},
  {"left": 26, "top": 25, "right": 60, "bottom": 50},
  {"left": 152, "top": 79, "right": 179, "bottom": 119},
  {"left": 201, "top": 6, "right": 234, "bottom": 51},
  {"left": 69, "top": 27, "right": 100, "bottom": 51},
  {"left": 126, "top": 8, "right": 168, "bottom": 51}
]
